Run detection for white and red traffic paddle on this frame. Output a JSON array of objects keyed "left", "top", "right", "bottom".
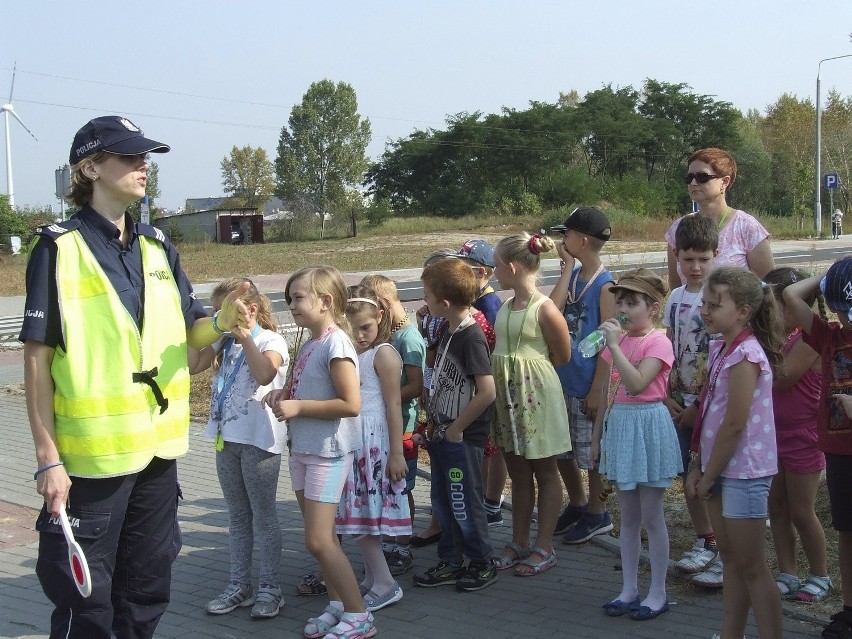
[{"left": 58, "top": 507, "right": 91, "bottom": 597}]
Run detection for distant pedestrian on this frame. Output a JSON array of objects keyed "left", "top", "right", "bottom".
[{"left": 832, "top": 208, "right": 844, "bottom": 240}]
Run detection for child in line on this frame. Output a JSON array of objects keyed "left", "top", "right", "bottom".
[
  {"left": 411, "top": 249, "right": 496, "bottom": 547},
  {"left": 192, "top": 278, "right": 289, "bottom": 619},
  {"left": 337, "top": 286, "right": 410, "bottom": 613},
  {"left": 360, "top": 275, "right": 425, "bottom": 577},
  {"left": 549, "top": 207, "right": 616, "bottom": 544},
  {"left": 784, "top": 257, "right": 852, "bottom": 639},
  {"left": 412, "top": 258, "right": 498, "bottom": 592},
  {"left": 592, "top": 269, "right": 681, "bottom": 621},
  {"left": 765, "top": 267, "right": 829, "bottom": 603},
  {"left": 266, "top": 266, "right": 373, "bottom": 639},
  {"left": 491, "top": 233, "right": 572, "bottom": 576},
  {"left": 454, "top": 239, "right": 507, "bottom": 529},
  {"left": 662, "top": 215, "right": 722, "bottom": 587},
  {"left": 687, "top": 266, "right": 784, "bottom": 638}
]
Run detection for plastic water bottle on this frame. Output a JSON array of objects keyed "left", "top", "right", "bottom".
[{"left": 577, "top": 313, "right": 628, "bottom": 358}]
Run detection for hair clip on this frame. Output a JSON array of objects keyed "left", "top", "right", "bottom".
[{"left": 347, "top": 297, "right": 378, "bottom": 307}]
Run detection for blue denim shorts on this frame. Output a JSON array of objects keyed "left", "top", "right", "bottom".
[{"left": 711, "top": 475, "right": 772, "bottom": 519}]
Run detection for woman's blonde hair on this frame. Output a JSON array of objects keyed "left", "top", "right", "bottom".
[
  {"left": 285, "top": 265, "right": 351, "bottom": 336},
  {"left": 495, "top": 232, "right": 555, "bottom": 273},
  {"left": 346, "top": 284, "right": 392, "bottom": 347},
  {"left": 66, "top": 152, "right": 110, "bottom": 207}
]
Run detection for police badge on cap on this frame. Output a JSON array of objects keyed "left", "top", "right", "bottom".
[{"left": 69, "top": 116, "right": 170, "bottom": 165}]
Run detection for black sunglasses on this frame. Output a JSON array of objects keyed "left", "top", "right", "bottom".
[{"left": 684, "top": 172, "right": 719, "bottom": 185}]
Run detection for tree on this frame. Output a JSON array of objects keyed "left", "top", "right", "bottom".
[
  {"left": 275, "top": 79, "right": 371, "bottom": 216},
  {"left": 221, "top": 145, "right": 276, "bottom": 209},
  {"left": 127, "top": 162, "right": 162, "bottom": 221}
]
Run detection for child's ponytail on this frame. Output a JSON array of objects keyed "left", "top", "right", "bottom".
[{"left": 707, "top": 267, "right": 784, "bottom": 377}]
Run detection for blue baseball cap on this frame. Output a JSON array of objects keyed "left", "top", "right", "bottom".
[
  {"left": 69, "top": 116, "right": 170, "bottom": 165},
  {"left": 455, "top": 239, "right": 495, "bottom": 268},
  {"left": 821, "top": 256, "right": 852, "bottom": 318}
]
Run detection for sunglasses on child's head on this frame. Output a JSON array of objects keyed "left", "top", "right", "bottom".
[{"left": 684, "top": 172, "right": 720, "bottom": 184}]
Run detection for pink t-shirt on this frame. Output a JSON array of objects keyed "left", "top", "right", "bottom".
[
  {"left": 665, "top": 210, "right": 769, "bottom": 285},
  {"left": 602, "top": 331, "right": 674, "bottom": 403},
  {"left": 699, "top": 336, "right": 777, "bottom": 479}
]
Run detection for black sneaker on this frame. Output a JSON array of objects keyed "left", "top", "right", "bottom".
[
  {"left": 455, "top": 561, "right": 498, "bottom": 592},
  {"left": 554, "top": 503, "right": 587, "bottom": 535},
  {"left": 387, "top": 550, "right": 413, "bottom": 576},
  {"left": 486, "top": 509, "right": 503, "bottom": 528},
  {"left": 824, "top": 610, "right": 852, "bottom": 639},
  {"left": 412, "top": 561, "right": 466, "bottom": 588}
]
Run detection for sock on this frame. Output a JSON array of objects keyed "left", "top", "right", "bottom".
[
  {"left": 394, "top": 543, "right": 411, "bottom": 557},
  {"left": 314, "top": 600, "right": 343, "bottom": 627},
  {"left": 381, "top": 541, "right": 395, "bottom": 554},
  {"left": 483, "top": 497, "right": 501, "bottom": 515},
  {"left": 699, "top": 532, "right": 717, "bottom": 549}
]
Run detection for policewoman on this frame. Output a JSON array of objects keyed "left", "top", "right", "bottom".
[{"left": 19, "top": 116, "right": 249, "bottom": 639}]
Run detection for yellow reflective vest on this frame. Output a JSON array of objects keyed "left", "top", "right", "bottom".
[{"left": 50, "top": 228, "right": 190, "bottom": 478}]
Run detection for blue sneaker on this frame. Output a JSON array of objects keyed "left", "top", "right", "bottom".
[
  {"left": 562, "top": 511, "right": 613, "bottom": 544},
  {"left": 554, "top": 503, "right": 587, "bottom": 535}
]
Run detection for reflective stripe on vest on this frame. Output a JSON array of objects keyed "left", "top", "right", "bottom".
[{"left": 51, "top": 231, "right": 189, "bottom": 478}]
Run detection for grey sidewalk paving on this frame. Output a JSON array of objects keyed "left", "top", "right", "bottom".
[{"left": 0, "top": 359, "right": 825, "bottom": 638}]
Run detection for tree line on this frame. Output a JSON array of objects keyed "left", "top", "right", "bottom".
[{"left": 221, "top": 78, "right": 852, "bottom": 239}]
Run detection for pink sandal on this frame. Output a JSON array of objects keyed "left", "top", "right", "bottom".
[{"left": 514, "top": 546, "right": 557, "bottom": 577}]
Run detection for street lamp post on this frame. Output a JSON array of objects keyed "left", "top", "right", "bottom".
[{"left": 815, "top": 54, "right": 852, "bottom": 237}]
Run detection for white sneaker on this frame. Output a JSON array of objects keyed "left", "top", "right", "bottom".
[
  {"left": 692, "top": 557, "right": 724, "bottom": 588},
  {"left": 675, "top": 539, "right": 718, "bottom": 574}
]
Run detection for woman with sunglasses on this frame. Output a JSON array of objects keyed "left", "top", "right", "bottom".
[
  {"left": 662, "top": 147, "right": 775, "bottom": 593},
  {"left": 665, "top": 147, "right": 775, "bottom": 290},
  {"left": 20, "top": 116, "right": 249, "bottom": 639}
]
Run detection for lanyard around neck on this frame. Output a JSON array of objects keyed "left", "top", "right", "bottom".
[
  {"left": 216, "top": 324, "right": 263, "bottom": 417},
  {"left": 697, "top": 329, "right": 752, "bottom": 424},
  {"left": 506, "top": 293, "right": 536, "bottom": 372},
  {"left": 568, "top": 264, "right": 605, "bottom": 305}
]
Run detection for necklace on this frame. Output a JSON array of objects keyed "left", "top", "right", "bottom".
[
  {"left": 506, "top": 292, "right": 537, "bottom": 372},
  {"left": 391, "top": 315, "right": 409, "bottom": 334},
  {"left": 567, "top": 264, "right": 605, "bottom": 305}
]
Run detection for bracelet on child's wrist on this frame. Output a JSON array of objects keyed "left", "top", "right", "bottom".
[
  {"left": 212, "top": 311, "right": 230, "bottom": 335},
  {"left": 33, "top": 460, "right": 64, "bottom": 480}
]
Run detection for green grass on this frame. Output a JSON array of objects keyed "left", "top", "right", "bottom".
[{"left": 0, "top": 210, "right": 832, "bottom": 298}]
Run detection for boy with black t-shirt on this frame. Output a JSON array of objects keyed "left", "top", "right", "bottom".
[{"left": 413, "top": 258, "right": 497, "bottom": 593}]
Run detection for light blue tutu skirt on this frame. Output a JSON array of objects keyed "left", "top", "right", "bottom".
[{"left": 599, "top": 402, "right": 683, "bottom": 490}]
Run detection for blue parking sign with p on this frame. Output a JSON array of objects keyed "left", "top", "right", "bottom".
[{"left": 825, "top": 173, "right": 840, "bottom": 189}]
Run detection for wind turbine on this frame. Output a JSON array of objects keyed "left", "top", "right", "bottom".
[{"left": 2, "top": 63, "right": 38, "bottom": 208}]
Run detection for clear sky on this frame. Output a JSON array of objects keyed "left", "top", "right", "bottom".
[{"left": 3, "top": 0, "right": 852, "bottom": 211}]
